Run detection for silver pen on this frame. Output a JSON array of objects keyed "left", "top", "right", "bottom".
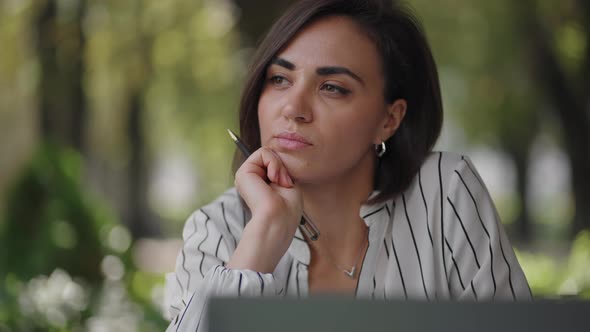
[{"left": 227, "top": 129, "right": 320, "bottom": 241}]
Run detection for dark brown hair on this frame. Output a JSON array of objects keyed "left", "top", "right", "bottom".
[{"left": 235, "top": 0, "right": 443, "bottom": 203}]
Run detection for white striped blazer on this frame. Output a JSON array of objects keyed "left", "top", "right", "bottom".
[{"left": 164, "top": 151, "right": 531, "bottom": 331}]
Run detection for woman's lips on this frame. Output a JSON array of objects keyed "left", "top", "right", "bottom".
[{"left": 274, "top": 132, "right": 312, "bottom": 151}]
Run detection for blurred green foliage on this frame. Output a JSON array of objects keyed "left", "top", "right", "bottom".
[
  {"left": 518, "top": 231, "right": 590, "bottom": 298},
  {"left": 0, "top": 143, "right": 107, "bottom": 281},
  {"left": 0, "top": 143, "right": 167, "bottom": 330}
]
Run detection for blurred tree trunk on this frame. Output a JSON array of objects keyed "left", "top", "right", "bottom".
[
  {"left": 122, "top": 1, "right": 161, "bottom": 239},
  {"left": 503, "top": 141, "right": 534, "bottom": 242},
  {"left": 35, "top": 0, "right": 87, "bottom": 154},
  {"left": 68, "top": 0, "right": 88, "bottom": 155},
  {"left": 36, "top": 0, "right": 58, "bottom": 141},
  {"left": 516, "top": 0, "right": 590, "bottom": 237},
  {"left": 126, "top": 88, "right": 160, "bottom": 238},
  {"left": 497, "top": 98, "right": 538, "bottom": 242}
]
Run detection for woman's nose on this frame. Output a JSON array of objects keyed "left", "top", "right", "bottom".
[{"left": 281, "top": 86, "right": 313, "bottom": 123}]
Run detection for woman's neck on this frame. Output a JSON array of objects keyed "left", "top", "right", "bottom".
[{"left": 298, "top": 154, "right": 375, "bottom": 251}]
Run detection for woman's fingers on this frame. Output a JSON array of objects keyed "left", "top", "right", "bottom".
[
  {"left": 281, "top": 166, "right": 294, "bottom": 187},
  {"left": 261, "top": 148, "right": 281, "bottom": 184},
  {"left": 234, "top": 146, "right": 300, "bottom": 227},
  {"left": 234, "top": 146, "right": 294, "bottom": 210},
  {"left": 247, "top": 147, "right": 293, "bottom": 187},
  {"left": 267, "top": 149, "right": 293, "bottom": 187}
]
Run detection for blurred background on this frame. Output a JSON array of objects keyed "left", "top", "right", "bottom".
[{"left": 0, "top": 0, "right": 589, "bottom": 330}]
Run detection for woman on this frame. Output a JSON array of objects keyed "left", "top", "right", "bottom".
[{"left": 165, "top": 0, "right": 531, "bottom": 330}]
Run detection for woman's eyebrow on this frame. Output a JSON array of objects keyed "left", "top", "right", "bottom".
[
  {"left": 316, "top": 66, "right": 364, "bottom": 85},
  {"left": 271, "top": 57, "right": 296, "bottom": 70},
  {"left": 270, "top": 57, "right": 364, "bottom": 85}
]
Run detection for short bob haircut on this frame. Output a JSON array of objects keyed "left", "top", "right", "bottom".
[{"left": 235, "top": 0, "right": 443, "bottom": 204}]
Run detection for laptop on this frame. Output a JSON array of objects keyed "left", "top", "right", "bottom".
[{"left": 208, "top": 296, "right": 589, "bottom": 332}]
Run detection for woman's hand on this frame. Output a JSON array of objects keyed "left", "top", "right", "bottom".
[{"left": 229, "top": 147, "right": 303, "bottom": 273}]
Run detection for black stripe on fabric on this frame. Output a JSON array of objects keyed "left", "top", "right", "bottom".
[
  {"left": 180, "top": 214, "right": 201, "bottom": 291},
  {"left": 180, "top": 249, "right": 191, "bottom": 292},
  {"left": 454, "top": 169, "right": 497, "bottom": 297},
  {"left": 372, "top": 275, "right": 377, "bottom": 299},
  {"left": 285, "top": 262, "right": 293, "bottom": 295},
  {"left": 445, "top": 237, "right": 465, "bottom": 290},
  {"left": 391, "top": 238, "right": 408, "bottom": 300},
  {"left": 471, "top": 280, "right": 478, "bottom": 301},
  {"left": 221, "top": 202, "right": 238, "bottom": 249},
  {"left": 194, "top": 292, "right": 211, "bottom": 332},
  {"left": 362, "top": 206, "right": 385, "bottom": 219},
  {"left": 447, "top": 197, "right": 481, "bottom": 268},
  {"left": 402, "top": 194, "right": 430, "bottom": 301},
  {"left": 438, "top": 152, "right": 451, "bottom": 293},
  {"left": 199, "top": 209, "right": 210, "bottom": 220},
  {"left": 383, "top": 238, "right": 390, "bottom": 258},
  {"left": 238, "top": 272, "right": 243, "bottom": 296},
  {"left": 215, "top": 235, "right": 223, "bottom": 259},
  {"left": 294, "top": 235, "right": 305, "bottom": 242},
  {"left": 497, "top": 229, "right": 517, "bottom": 299},
  {"left": 462, "top": 157, "right": 486, "bottom": 190},
  {"left": 175, "top": 291, "right": 195, "bottom": 331},
  {"left": 454, "top": 168, "right": 492, "bottom": 238},
  {"left": 354, "top": 229, "right": 370, "bottom": 297},
  {"left": 296, "top": 262, "right": 301, "bottom": 298},
  {"left": 418, "top": 170, "right": 434, "bottom": 246},
  {"left": 463, "top": 159, "right": 517, "bottom": 300},
  {"left": 257, "top": 272, "right": 264, "bottom": 295},
  {"left": 197, "top": 217, "right": 210, "bottom": 278},
  {"left": 454, "top": 169, "right": 493, "bottom": 238},
  {"left": 385, "top": 203, "right": 391, "bottom": 217},
  {"left": 171, "top": 304, "right": 181, "bottom": 312}
]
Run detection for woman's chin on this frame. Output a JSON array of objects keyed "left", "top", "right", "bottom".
[{"left": 276, "top": 153, "right": 313, "bottom": 183}]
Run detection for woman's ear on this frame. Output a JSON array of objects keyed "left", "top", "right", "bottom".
[{"left": 375, "top": 99, "right": 407, "bottom": 143}]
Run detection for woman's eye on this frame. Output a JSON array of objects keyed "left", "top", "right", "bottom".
[
  {"left": 269, "top": 75, "right": 287, "bottom": 86},
  {"left": 321, "top": 83, "right": 350, "bottom": 96}
]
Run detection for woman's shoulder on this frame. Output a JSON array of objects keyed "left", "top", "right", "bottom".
[
  {"left": 395, "top": 150, "right": 493, "bottom": 234},
  {"left": 421, "top": 150, "right": 466, "bottom": 170},
  {"left": 185, "top": 188, "right": 248, "bottom": 233},
  {"left": 419, "top": 151, "right": 479, "bottom": 181},
  {"left": 403, "top": 150, "right": 485, "bottom": 201}
]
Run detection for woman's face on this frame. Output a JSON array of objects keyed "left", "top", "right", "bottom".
[{"left": 257, "top": 15, "right": 403, "bottom": 185}]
